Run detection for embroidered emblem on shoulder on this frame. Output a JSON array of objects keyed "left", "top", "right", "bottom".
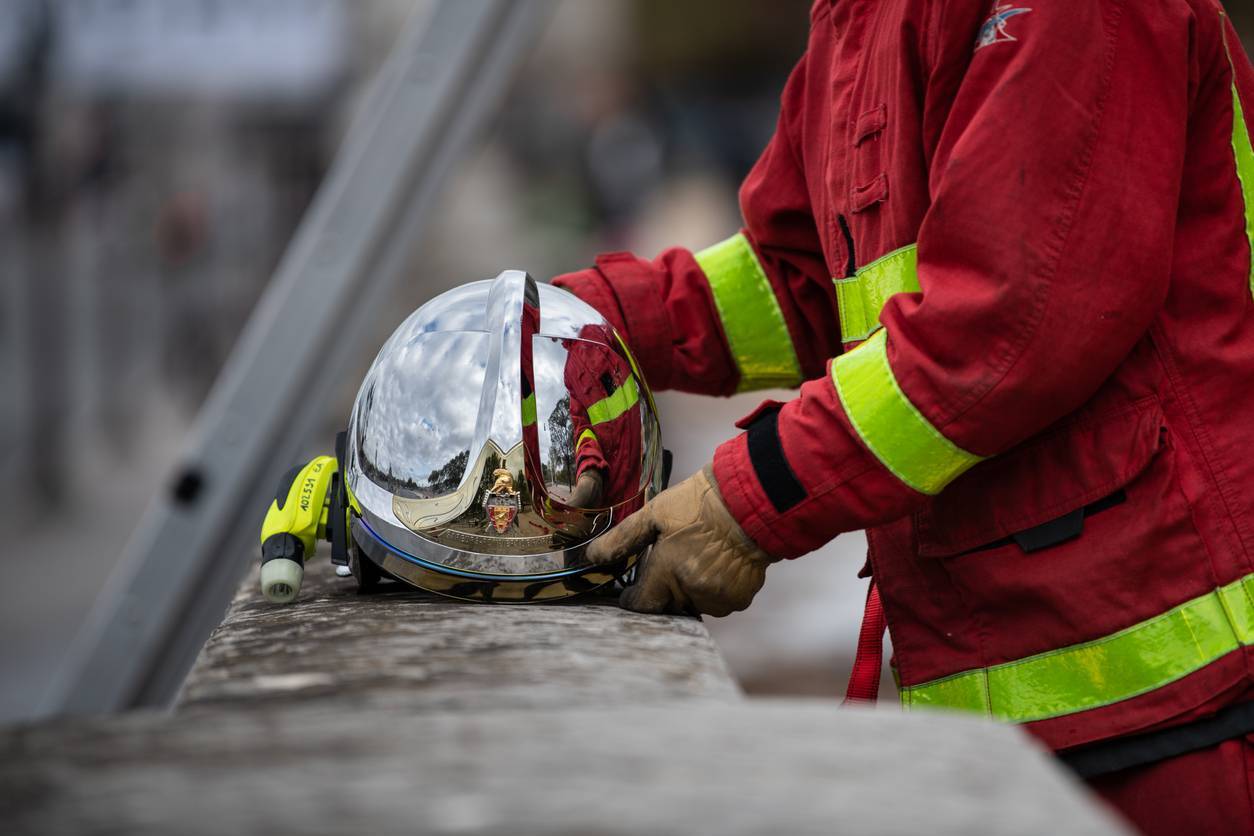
[{"left": 975, "top": 3, "right": 1033, "bottom": 51}]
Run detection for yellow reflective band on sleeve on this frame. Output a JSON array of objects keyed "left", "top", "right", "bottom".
[
  {"left": 833, "top": 244, "right": 920, "bottom": 344},
  {"left": 831, "top": 328, "right": 984, "bottom": 496},
  {"left": 694, "top": 233, "right": 803, "bottom": 392},
  {"left": 586, "top": 376, "right": 639, "bottom": 425},
  {"left": 576, "top": 428, "right": 598, "bottom": 448},
  {"left": 522, "top": 392, "right": 537, "bottom": 427},
  {"left": 902, "top": 573, "right": 1254, "bottom": 724},
  {"left": 1223, "top": 17, "right": 1254, "bottom": 300}
]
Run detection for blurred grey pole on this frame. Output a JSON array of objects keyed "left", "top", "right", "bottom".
[
  {"left": 12, "top": 1, "right": 64, "bottom": 509},
  {"left": 45, "top": 0, "right": 554, "bottom": 716}
]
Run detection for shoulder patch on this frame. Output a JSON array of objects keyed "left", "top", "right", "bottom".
[{"left": 975, "top": 4, "right": 1033, "bottom": 51}]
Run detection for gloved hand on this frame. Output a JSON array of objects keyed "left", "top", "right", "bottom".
[
  {"left": 553, "top": 470, "right": 607, "bottom": 560},
  {"left": 586, "top": 465, "right": 777, "bottom": 616},
  {"left": 567, "top": 469, "right": 604, "bottom": 508}
]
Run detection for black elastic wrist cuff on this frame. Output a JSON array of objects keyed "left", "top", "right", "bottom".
[{"left": 745, "top": 408, "right": 806, "bottom": 513}]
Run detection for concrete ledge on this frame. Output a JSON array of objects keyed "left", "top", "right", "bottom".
[
  {"left": 1, "top": 701, "right": 1125, "bottom": 835},
  {"left": 0, "top": 562, "right": 1127, "bottom": 834},
  {"left": 178, "top": 561, "right": 740, "bottom": 711}
]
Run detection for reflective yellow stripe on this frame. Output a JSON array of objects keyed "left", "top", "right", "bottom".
[
  {"left": 903, "top": 573, "right": 1254, "bottom": 724},
  {"left": 833, "top": 245, "right": 920, "bottom": 344},
  {"left": 521, "top": 392, "right": 537, "bottom": 427},
  {"left": 576, "top": 428, "right": 598, "bottom": 448},
  {"left": 611, "top": 330, "right": 658, "bottom": 416},
  {"left": 694, "top": 233, "right": 802, "bottom": 391},
  {"left": 1223, "top": 17, "right": 1254, "bottom": 300},
  {"left": 831, "top": 328, "right": 984, "bottom": 495},
  {"left": 586, "top": 376, "right": 639, "bottom": 425}
]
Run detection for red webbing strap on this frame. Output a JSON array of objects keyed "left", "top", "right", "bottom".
[{"left": 843, "top": 581, "right": 887, "bottom": 705}]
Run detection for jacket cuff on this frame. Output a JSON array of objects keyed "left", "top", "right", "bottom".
[
  {"left": 553, "top": 255, "right": 675, "bottom": 391},
  {"left": 551, "top": 267, "right": 627, "bottom": 335},
  {"left": 713, "top": 434, "right": 807, "bottom": 558},
  {"left": 592, "top": 252, "right": 675, "bottom": 391},
  {"left": 712, "top": 377, "right": 917, "bottom": 560},
  {"left": 714, "top": 429, "right": 862, "bottom": 559}
]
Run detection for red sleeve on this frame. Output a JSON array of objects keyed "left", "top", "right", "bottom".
[
  {"left": 714, "top": 1, "right": 1192, "bottom": 558},
  {"left": 571, "top": 404, "right": 607, "bottom": 479},
  {"left": 553, "top": 53, "right": 838, "bottom": 395},
  {"left": 551, "top": 248, "right": 739, "bottom": 395}
]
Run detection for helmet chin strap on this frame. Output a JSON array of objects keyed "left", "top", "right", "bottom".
[{"left": 329, "top": 430, "right": 351, "bottom": 568}]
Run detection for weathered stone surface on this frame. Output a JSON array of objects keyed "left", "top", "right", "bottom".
[
  {"left": 178, "top": 560, "right": 740, "bottom": 711},
  {"left": 0, "top": 560, "right": 1127, "bottom": 835},
  {"left": 0, "top": 701, "right": 1126, "bottom": 836}
]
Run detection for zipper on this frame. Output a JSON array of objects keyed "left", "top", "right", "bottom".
[{"left": 837, "top": 214, "right": 857, "bottom": 277}]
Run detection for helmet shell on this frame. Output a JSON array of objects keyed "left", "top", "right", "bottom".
[{"left": 344, "top": 270, "right": 664, "bottom": 602}]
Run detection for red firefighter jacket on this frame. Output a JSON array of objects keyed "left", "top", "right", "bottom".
[
  {"left": 562, "top": 324, "right": 643, "bottom": 508},
  {"left": 554, "top": 0, "right": 1254, "bottom": 752}
]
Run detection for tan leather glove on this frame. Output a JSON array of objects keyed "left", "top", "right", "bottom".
[{"left": 585, "top": 465, "right": 777, "bottom": 616}]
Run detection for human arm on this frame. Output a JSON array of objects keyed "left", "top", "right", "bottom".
[{"left": 553, "top": 53, "right": 840, "bottom": 396}]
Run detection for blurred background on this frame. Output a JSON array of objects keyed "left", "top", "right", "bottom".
[{"left": 2, "top": 0, "right": 1252, "bottom": 723}]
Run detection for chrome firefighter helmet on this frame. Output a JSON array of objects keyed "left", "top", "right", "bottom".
[{"left": 343, "top": 270, "right": 666, "bottom": 602}]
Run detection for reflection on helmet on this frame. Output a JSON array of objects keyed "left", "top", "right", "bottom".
[{"left": 344, "top": 270, "right": 664, "bottom": 602}]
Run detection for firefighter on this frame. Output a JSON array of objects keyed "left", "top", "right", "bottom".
[{"left": 553, "top": 2, "right": 1254, "bottom": 833}]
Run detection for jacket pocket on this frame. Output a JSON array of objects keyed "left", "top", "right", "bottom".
[{"left": 915, "top": 399, "right": 1164, "bottom": 557}]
